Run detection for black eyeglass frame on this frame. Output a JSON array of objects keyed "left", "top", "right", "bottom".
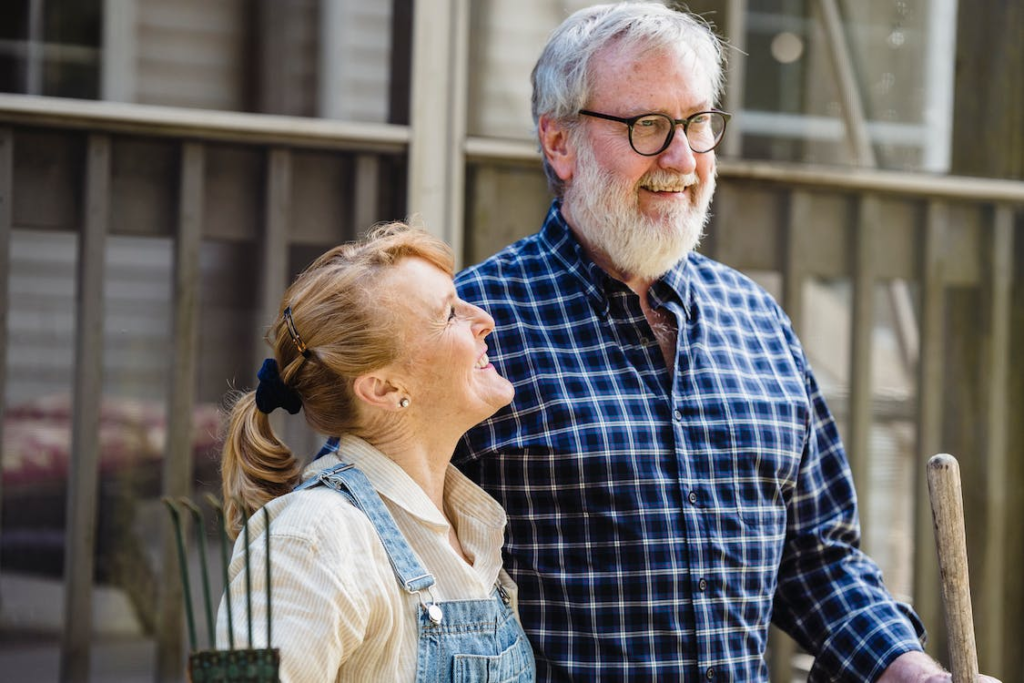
[{"left": 577, "top": 109, "right": 732, "bottom": 156}]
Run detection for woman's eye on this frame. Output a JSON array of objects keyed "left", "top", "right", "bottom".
[{"left": 447, "top": 305, "right": 457, "bottom": 322}]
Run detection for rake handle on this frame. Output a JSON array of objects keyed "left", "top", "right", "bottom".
[{"left": 927, "top": 453, "right": 979, "bottom": 683}]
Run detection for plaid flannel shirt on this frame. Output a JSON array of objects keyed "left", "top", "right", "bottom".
[{"left": 449, "top": 201, "right": 925, "bottom": 682}]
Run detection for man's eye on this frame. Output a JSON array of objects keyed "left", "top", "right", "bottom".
[{"left": 447, "top": 305, "right": 457, "bottom": 322}]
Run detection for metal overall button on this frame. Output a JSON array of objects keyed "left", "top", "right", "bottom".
[
  {"left": 417, "top": 588, "right": 444, "bottom": 624},
  {"left": 425, "top": 603, "right": 444, "bottom": 624}
]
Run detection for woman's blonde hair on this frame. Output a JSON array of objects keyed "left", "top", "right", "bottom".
[{"left": 220, "top": 222, "right": 454, "bottom": 534}]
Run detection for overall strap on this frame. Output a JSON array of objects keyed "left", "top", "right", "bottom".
[{"left": 295, "top": 462, "right": 435, "bottom": 595}]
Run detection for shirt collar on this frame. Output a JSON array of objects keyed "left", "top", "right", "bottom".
[
  {"left": 650, "top": 252, "right": 693, "bottom": 320},
  {"left": 538, "top": 201, "right": 609, "bottom": 315},
  {"left": 539, "top": 200, "right": 694, "bottom": 320}
]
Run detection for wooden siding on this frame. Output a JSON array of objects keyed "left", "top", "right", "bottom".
[
  {"left": 135, "top": 0, "right": 248, "bottom": 111},
  {"left": 1, "top": 97, "right": 1022, "bottom": 679},
  {"left": 320, "top": 0, "right": 394, "bottom": 122}
]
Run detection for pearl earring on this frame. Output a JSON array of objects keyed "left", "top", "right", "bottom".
[{"left": 399, "top": 397, "right": 410, "bottom": 408}]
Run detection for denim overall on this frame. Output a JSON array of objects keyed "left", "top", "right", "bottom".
[{"left": 295, "top": 462, "right": 535, "bottom": 683}]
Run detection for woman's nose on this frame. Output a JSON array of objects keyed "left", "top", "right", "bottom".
[{"left": 471, "top": 304, "right": 495, "bottom": 336}]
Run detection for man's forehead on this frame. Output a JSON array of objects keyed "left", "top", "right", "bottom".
[{"left": 588, "top": 41, "right": 714, "bottom": 105}]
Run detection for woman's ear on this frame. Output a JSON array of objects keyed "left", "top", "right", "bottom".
[
  {"left": 352, "top": 372, "right": 404, "bottom": 411},
  {"left": 538, "top": 115, "right": 576, "bottom": 183}
]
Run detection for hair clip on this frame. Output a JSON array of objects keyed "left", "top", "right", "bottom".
[{"left": 283, "top": 306, "right": 311, "bottom": 358}]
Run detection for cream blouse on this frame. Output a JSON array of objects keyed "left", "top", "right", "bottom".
[{"left": 215, "top": 435, "right": 518, "bottom": 683}]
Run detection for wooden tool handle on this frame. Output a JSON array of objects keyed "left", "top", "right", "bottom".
[{"left": 927, "top": 453, "right": 979, "bottom": 683}]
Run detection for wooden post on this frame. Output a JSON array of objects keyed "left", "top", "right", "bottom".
[
  {"left": 980, "top": 206, "right": 1012, "bottom": 671},
  {"left": 260, "top": 148, "right": 291, "bottom": 334},
  {"left": 0, "top": 128, "right": 11, "bottom": 617},
  {"left": 60, "top": 134, "right": 110, "bottom": 683},
  {"left": 406, "top": 0, "right": 469, "bottom": 256},
  {"left": 156, "top": 141, "right": 205, "bottom": 682},
  {"left": 848, "top": 195, "right": 879, "bottom": 552},
  {"left": 913, "top": 201, "right": 948, "bottom": 661},
  {"left": 1010, "top": 206, "right": 1024, "bottom": 682},
  {"left": 767, "top": 188, "right": 812, "bottom": 683}
]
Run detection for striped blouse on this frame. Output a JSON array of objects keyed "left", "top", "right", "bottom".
[{"left": 215, "top": 434, "right": 519, "bottom": 682}]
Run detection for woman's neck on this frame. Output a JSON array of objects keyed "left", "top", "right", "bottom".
[
  {"left": 365, "top": 425, "right": 459, "bottom": 514},
  {"left": 360, "top": 425, "right": 472, "bottom": 564}
]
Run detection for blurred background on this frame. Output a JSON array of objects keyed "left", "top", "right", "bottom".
[{"left": 0, "top": 0, "right": 1021, "bottom": 681}]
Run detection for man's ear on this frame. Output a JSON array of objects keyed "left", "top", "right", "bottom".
[
  {"left": 352, "top": 372, "right": 403, "bottom": 411},
  {"left": 538, "top": 115, "right": 576, "bottom": 183}
]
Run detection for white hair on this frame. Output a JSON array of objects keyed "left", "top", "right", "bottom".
[{"left": 531, "top": 2, "right": 726, "bottom": 196}]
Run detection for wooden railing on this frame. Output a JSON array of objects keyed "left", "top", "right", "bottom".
[
  {"left": 0, "top": 94, "right": 412, "bottom": 683},
  {"left": 2, "top": 93, "right": 1022, "bottom": 680}
]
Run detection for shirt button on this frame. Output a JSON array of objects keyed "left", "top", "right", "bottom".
[
  {"left": 673, "top": 409, "right": 683, "bottom": 421},
  {"left": 688, "top": 490, "right": 699, "bottom": 505},
  {"left": 698, "top": 578, "right": 707, "bottom": 591},
  {"left": 706, "top": 667, "right": 716, "bottom": 680}
]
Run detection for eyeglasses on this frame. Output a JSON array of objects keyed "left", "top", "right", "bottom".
[{"left": 578, "top": 109, "right": 731, "bottom": 155}]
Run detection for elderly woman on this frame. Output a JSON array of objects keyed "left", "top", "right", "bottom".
[{"left": 216, "top": 223, "right": 534, "bottom": 682}]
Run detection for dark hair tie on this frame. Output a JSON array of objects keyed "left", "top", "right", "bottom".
[{"left": 255, "top": 358, "right": 302, "bottom": 415}]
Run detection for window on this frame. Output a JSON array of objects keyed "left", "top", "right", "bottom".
[{"left": 0, "top": 0, "right": 102, "bottom": 99}]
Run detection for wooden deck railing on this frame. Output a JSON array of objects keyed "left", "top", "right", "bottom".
[{"left": 2, "top": 93, "right": 1022, "bottom": 680}]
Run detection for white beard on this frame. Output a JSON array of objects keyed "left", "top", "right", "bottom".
[{"left": 563, "top": 136, "right": 715, "bottom": 281}]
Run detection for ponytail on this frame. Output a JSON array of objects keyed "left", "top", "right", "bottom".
[
  {"left": 217, "top": 222, "right": 455, "bottom": 535},
  {"left": 220, "top": 391, "right": 303, "bottom": 537}
]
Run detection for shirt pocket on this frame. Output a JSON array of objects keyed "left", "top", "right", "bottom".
[{"left": 710, "top": 395, "right": 805, "bottom": 540}]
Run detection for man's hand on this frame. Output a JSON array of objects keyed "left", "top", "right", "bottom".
[{"left": 877, "top": 651, "right": 1002, "bottom": 683}]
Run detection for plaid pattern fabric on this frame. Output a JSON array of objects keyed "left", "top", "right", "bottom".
[{"left": 450, "top": 202, "right": 925, "bottom": 682}]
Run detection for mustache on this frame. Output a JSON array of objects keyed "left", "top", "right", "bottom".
[{"left": 637, "top": 171, "right": 700, "bottom": 190}]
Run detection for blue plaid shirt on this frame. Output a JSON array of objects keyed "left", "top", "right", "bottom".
[{"left": 450, "top": 202, "right": 925, "bottom": 682}]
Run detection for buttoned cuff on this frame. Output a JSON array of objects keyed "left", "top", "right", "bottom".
[{"left": 808, "top": 601, "right": 926, "bottom": 683}]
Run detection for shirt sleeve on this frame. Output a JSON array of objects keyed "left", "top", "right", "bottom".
[
  {"left": 216, "top": 518, "right": 372, "bottom": 682},
  {"left": 772, "top": 316, "right": 927, "bottom": 682}
]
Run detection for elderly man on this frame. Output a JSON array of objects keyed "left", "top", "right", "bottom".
[{"left": 454, "top": 3, "right": 1000, "bottom": 682}]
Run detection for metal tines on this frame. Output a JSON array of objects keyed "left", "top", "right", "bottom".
[{"left": 164, "top": 496, "right": 280, "bottom": 683}]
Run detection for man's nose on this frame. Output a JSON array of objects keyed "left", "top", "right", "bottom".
[{"left": 658, "top": 127, "right": 698, "bottom": 174}]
